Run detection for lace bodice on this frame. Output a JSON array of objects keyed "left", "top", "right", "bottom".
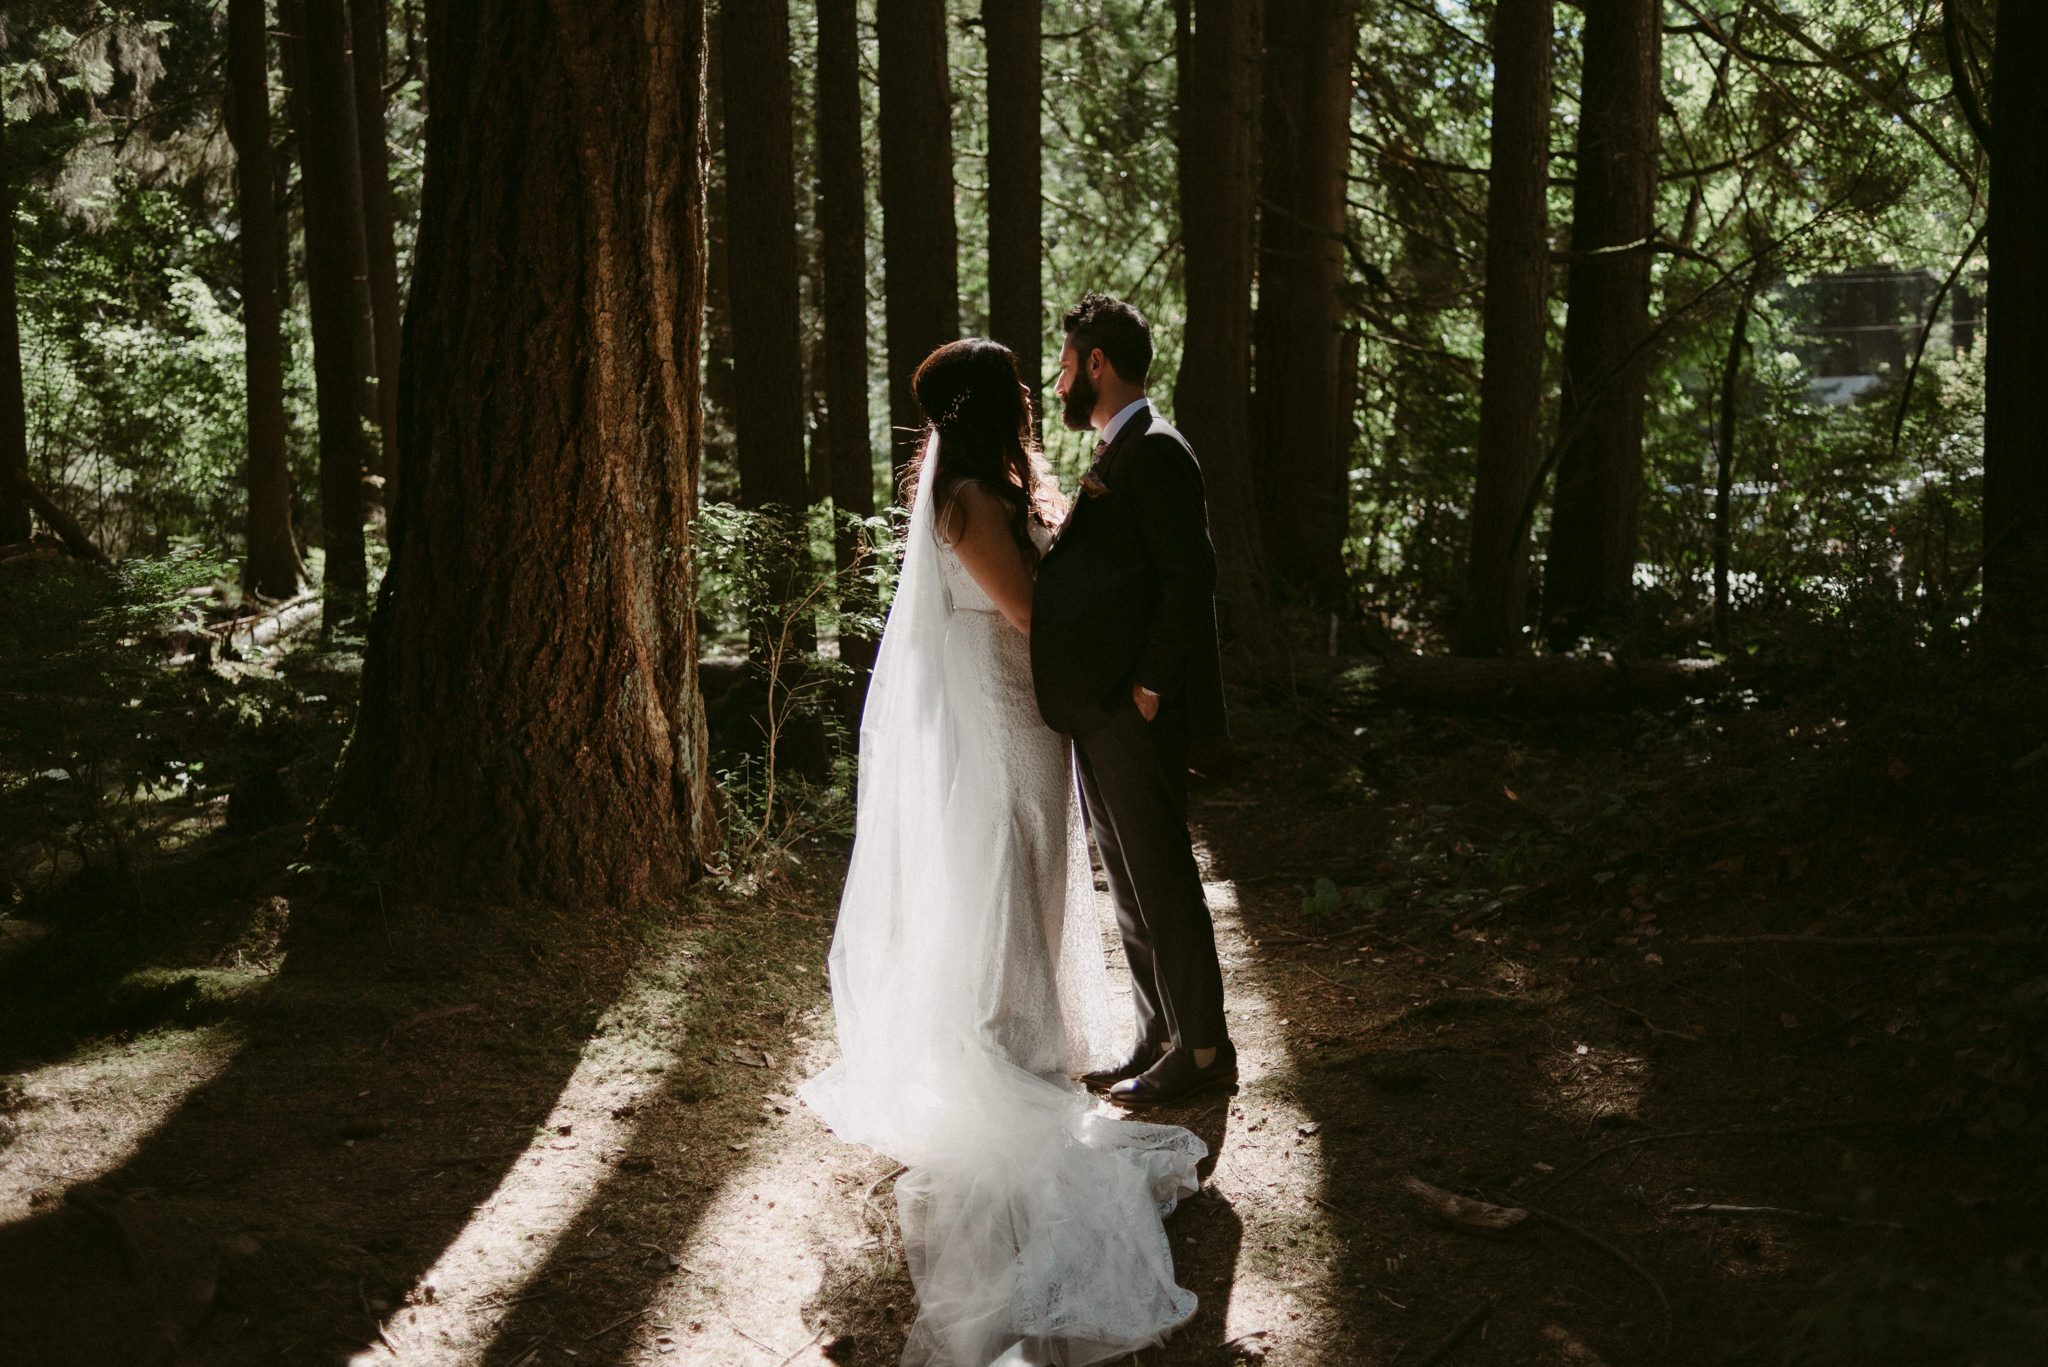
[{"left": 935, "top": 505, "right": 1055, "bottom": 614}]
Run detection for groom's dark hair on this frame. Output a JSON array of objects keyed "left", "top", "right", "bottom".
[{"left": 1062, "top": 293, "right": 1152, "bottom": 385}]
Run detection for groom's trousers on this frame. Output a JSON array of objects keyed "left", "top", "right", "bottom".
[{"left": 1073, "top": 697, "right": 1230, "bottom": 1053}]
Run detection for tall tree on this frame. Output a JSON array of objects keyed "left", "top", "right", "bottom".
[
  {"left": 985, "top": 0, "right": 1042, "bottom": 432},
  {"left": 1252, "top": 0, "right": 1357, "bottom": 610},
  {"left": 286, "top": 0, "right": 373, "bottom": 604},
  {"left": 702, "top": 10, "right": 737, "bottom": 489},
  {"left": 1457, "top": 0, "right": 1553, "bottom": 657},
  {"left": 720, "top": 0, "right": 814, "bottom": 716},
  {"left": 324, "top": 0, "right": 718, "bottom": 904},
  {"left": 0, "top": 111, "right": 32, "bottom": 545},
  {"left": 1540, "top": 0, "right": 1661, "bottom": 647},
  {"left": 816, "top": 0, "right": 877, "bottom": 688},
  {"left": 720, "top": 0, "right": 808, "bottom": 520},
  {"left": 353, "top": 0, "right": 404, "bottom": 502},
  {"left": 1174, "top": 0, "right": 1268, "bottom": 619},
  {"left": 878, "top": 0, "right": 960, "bottom": 483},
  {"left": 1984, "top": 0, "right": 2048, "bottom": 631},
  {"left": 227, "top": 0, "right": 304, "bottom": 598}
]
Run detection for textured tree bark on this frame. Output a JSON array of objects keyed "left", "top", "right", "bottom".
[
  {"left": 285, "top": 0, "right": 372, "bottom": 602},
  {"left": 1457, "top": 0, "right": 1553, "bottom": 657},
  {"left": 984, "top": 0, "right": 1043, "bottom": 433},
  {"left": 816, "top": 0, "right": 877, "bottom": 691},
  {"left": 1174, "top": 0, "right": 1269, "bottom": 630},
  {"left": 1540, "top": 0, "right": 1660, "bottom": 648},
  {"left": 878, "top": 0, "right": 960, "bottom": 484},
  {"left": 227, "top": 0, "right": 305, "bottom": 599},
  {"left": 0, "top": 114, "right": 33, "bottom": 545},
  {"left": 323, "top": 0, "right": 719, "bottom": 906},
  {"left": 1253, "top": 0, "right": 1356, "bottom": 611},
  {"left": 1984, "top": 0, "right": 2048, "bottom": 633},
  {"left": 353, "top": 0, "right": 404, "bottom": 505}
]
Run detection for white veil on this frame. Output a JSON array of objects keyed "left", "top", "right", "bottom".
[{"left": 800, "top": 435, "right": 1205, "bottom": 1367}]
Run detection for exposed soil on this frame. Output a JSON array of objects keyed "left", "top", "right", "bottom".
[{"left": 2, "top": 654, "right": 2043, "bottom": 1366}]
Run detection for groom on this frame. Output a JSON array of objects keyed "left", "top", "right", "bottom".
[{"left": 1032, "top": 292, "right": 1235, "bottom": 1108}]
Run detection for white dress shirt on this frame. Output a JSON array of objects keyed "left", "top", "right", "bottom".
[{"left": 1098, "top": 396, "right": 1154, "bottom": 450}]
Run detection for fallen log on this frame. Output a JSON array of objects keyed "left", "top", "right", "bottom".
[
  {"left": 1364, "top": 653, "right": 1729, "bottom": 710},
  {"left": 7, "top": 471, "right": 110, "bottom": 567}
]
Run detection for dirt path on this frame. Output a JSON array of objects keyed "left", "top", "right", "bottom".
[{"left": 3, "top": 685, "right": 2042, "bottom": 1366}]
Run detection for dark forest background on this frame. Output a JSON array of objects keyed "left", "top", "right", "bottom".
[{"left": 3, "top": 4, "right": 2048, "bottom": 1366}]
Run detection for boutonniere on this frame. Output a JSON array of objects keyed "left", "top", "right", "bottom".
[{"left": 1079, "top": 469, "right": 1110, "bottom": 499}]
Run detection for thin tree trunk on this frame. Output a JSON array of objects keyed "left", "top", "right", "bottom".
[
  {"left": 1984, "top": 0, "right": 2048, "bottom": 632},
  {"left": 721, "top": 0, "right": 808, "bottom": 520},
  {"left": 702, "top": 9, "right": 736, "bottom": 492},
  {"left": 285, "top": 0, "right": 372, "bottom": 603},
  {"left": 228, "top": 0, "right": 304, "bottom": 599},
  {"left": 1540, "top": 0, "right": 1661, "bottom": 648},
  {"left": 0, "top": 113, "right": 32, "bottom": 544},
  {"left": 1712, "top": 288, "right": 1750, "bottom": 648},
  {"left": 816, "top": 0, "right": 877, "bottom": 691},
  {"left": 353, "top": 0, "right": 404, "bottom": 504},
  {"left": 878, "top": 0, "right": 959, "bottom": 484},
  {"left": 1253, "top": 0, "right": 1356, "bottom": 611},
  {"left": 721, "top": 0, "right": 815, "bottom": 707},
  {"left": 985, "top": 0, "right": 1042, "bottom": 433},
  {"left": 1457, "top": 0, "right": 1553, "bottom": 657},
  {"left": 1174, "top": 0, "right": 1268, "bottom": 632},
  {"left": 324, "top": 0, "right": 718, "bottom": 905}
]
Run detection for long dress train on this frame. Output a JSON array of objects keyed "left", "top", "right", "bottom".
[{"left": 799, "top": 439, "right": 1206, "bottom": 1367}]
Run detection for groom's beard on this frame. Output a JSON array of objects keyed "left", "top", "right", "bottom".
[{"left": 1062, "top": 370, "right": 1099, "bottom": 433}]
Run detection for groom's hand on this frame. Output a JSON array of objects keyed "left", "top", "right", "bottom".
[{"left": 1132, "top": 684, "right": 1160, "bottom": 721}]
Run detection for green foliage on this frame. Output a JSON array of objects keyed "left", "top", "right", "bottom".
[{"left": 693, "top": 499, "right": 903, "bottom": 866}]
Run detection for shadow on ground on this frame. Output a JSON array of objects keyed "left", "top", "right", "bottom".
[
  {"left": 1186, "top": 680, "right": 2048, "bottom": 1366},
  {"left": 0, "top": 867, "right": 830, "bottom": 1367}
]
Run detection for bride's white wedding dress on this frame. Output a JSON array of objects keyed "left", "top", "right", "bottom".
[{"left": 800, "top": 437, "right": 1206, "bottom": 1367}]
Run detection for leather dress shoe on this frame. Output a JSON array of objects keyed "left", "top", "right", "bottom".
[
  {"left": 1080, "top": 1040, "right": 1167, "bottom": 1092},
  {"left": 1109, "top": 1042, "right": 1238, "bottom": 1108}
]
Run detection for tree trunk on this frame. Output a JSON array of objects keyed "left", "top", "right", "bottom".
[
  {"left": 1712, "top": 288, "right": 1750, "bottom": 647},
  {"left": 353, "top": 0, "right": 404, "bottom": 505},
  {"left": 721, "top": 0, "right": 808, "bottom": 520},
  {"left": 1984, "top": 0, "right": 2048, "bottom": 632},
  {"left": 285, "top": 0, "right": 372, "bottom": 603},
  {"left": 720, "top": 0, "right": 815, "bottom": 717},
  {"left": 1540, "top": 0, "right": 1660, "bottom": 648},
  {"left": 984, "top": 0, "right": 1042, "bottom": 434},
  {"left": 817, "top": 0, "right": 877, "bottom": 691},
  {"left": 1457, "top": 0, "right": 1553, "bottom": 657},
  {"left": 878, "top": 0, "right": 960, "bottom": 484},
  {"left": 702, "top": 9, "right": 736, "bottom": 493},
  {"left": 1253, "top": 0, "right": 1356, "bottom": 611},
  {"left": 227, "top": 0, "right": 305, "bottom": 599},
  {"left": 0, "top": 113, "right": 33, "bottom": 545},
  {"left": 1174, "top": 0, "right": 1268, "bottom": 630},
  {"left": 323, "top": 0, "right": 718, "bottom": 906}
]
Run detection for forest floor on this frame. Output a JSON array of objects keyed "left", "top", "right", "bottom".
[{"left": 3, "top": 603, "right": 2046, "bottom": 1366}]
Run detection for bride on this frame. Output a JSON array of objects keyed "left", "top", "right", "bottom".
[{"left": 799, "top": 339, "right": 1207, "bottom": 1367}]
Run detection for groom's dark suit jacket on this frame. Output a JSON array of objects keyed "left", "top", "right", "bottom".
[{"left": 1032, "top": 406, "right": 1228, "bottom": 739}]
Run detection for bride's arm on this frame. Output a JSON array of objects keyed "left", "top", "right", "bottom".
[{"left": 939, "top": 480, "right": 1036, "bottom": 635}]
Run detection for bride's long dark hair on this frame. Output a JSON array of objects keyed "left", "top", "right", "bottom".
[{"left": 907, "top": 339, "right": 1066, "bottom": 567}]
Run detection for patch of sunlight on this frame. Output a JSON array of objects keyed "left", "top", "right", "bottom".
[
  {"left": 1187, "top": 857, "right": 1354, "bottom": 1354},
  {"left": 1541, "top": 1037, "right": 1653, "bottom": 1130},
  {"left": 0, "top": 1023, "right": 246, "bottom": 1220},
  {"left": 375, "top": 959, "right": 702, "bottom": 1367}
]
